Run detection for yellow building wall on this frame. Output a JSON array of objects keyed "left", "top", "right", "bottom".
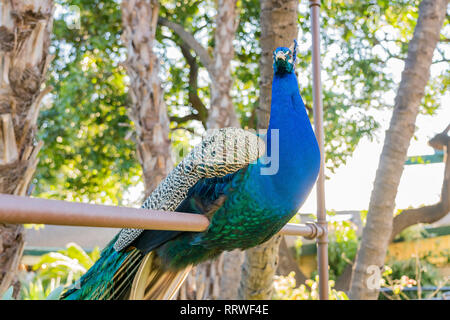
[{"left": 387, "top": 235, "right": 450, "bottom": 266}]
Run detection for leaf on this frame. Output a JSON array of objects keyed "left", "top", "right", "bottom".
[
  {"left": 89, "top": 246, "right": 101, "bottom": 262},
  {"left": 65, "top": 242, "right": 94, "bottom": 269},
  {"left": 1, "top": 286, "right": 14, "bottom": 300},
  {"left": 46, "top": 286, "right": 65, "bottom": 300}
]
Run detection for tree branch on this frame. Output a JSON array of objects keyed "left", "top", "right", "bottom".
[
  {"left": 431, "top": 58, "right": 449, "bottom": 64},
  {"left": 172, "top": 126, "right": 197, "bottom": 135},
  {"left": 179, "top": 41, "right": 208, "bottom": 128},
  {"left": 158, "top": 17, "right": 214, "bottom": 76},
  {"left": 429, "top": 124, "right": 450, "bottom": 150},
  {"left": 169, "top": 113, "right": 201, "bottom": 124},
  {"left": 390, "top": 127, "right": 450, "bottom": 242},
  {"left": 276, "top": 237, "right": 308, "bottom": 285}
]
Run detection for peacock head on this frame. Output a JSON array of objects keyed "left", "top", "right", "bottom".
[{"left": 273, "top": 40, "right": 297, "bottom": 75}]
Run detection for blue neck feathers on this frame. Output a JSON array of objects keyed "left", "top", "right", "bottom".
[{"left": 252, "top": 72, "right": 320, "bottom": 210}]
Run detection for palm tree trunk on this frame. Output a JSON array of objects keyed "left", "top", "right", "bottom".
[
  {"left": 349, "top": 0, "right": 448, "bottom": 300},
  {"left": 206, "top": 0, "right": 240, "bottom": 129},
  {"left": 238, "top": 0, "right": 298, "bottom": 300},
  {"left": 121, "top": 0, "right": 173, "bottom": 198},
  {"left": 0, "top": 0, "right": 54, "bottom": 296}
]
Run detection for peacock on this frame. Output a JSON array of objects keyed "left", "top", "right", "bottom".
[{"left": 61, "top": 40, "right": 321, "bottom": 300}]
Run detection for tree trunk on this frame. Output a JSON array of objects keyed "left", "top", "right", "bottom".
[
  {"left": 121, "top": 0, "right": 173, "bottom": 198},
  {"left": 256, "top": 0, "right": 298, "bottom": 129},
  {"left": 204, "top": 0, "right": 243, "bottom": 300},
  {"left": 238, "top": 0, "right": 298, "bottom": 300},
  {"left": 177, "top": 248, "right": 244, "bottom": 300},
  {"left": 239, "top": 235, "right": 282, "bottom": 299},
  {"left": 206, "top": 0, "right": 240, "bottom": 129},
  {"left": 0, "top": 0, "right": 53, "bottom": 297},
  {"left": 176, "top": 0, "right": 242, "bottom": 300},
  {"left": 349, "top": 0, "right": 448, "bottom": 300}
]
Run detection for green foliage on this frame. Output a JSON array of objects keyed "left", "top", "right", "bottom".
[
  {"left": 46, "top": 286, "right": 66, "bottom": 300},
  {"left": 232, "top": 0, "right": 261, "bottom": 128},
  {"left": 273, "top": 273, "right": 348, "bottom": 300},
  {"left": 158, "top": 0, "right": 213, "bottom": 134},
  {"left": 304, "top": 0, "right": 447, "bottom": 171},
  {"left": 34, "top": 0, "right": 141, "bottom": 205},
  {"left": 380, "top": 252, "right": 449, "bottom": 300},
  {"left": 327, "top": 220, "right": 359, "bottom": 280},
  {"left": 383, "top": 227, "right": 449, "bottom": 299},
  {"left": 19, "top": 243, "right": 100, "bottom": 300},
  {"left": 298, "top": 217, "right": 359, "bottom": 280},
  {"left": 386, "top": 257, "right": 440, "bottom": 287},
  {"left": 34, "top": 1, "right": 448, "bottom": 203},
  {"left": 1, "top": 287, "right": 14, "bottom": 300},
  {"left": 2, "top": 284, "right": 65, "bottom": 300},
  {"left": 394, "top": 223, "right": 434, "bottom": 242},
  {"left": 20, "top": 279, "right": 65, "bottom": 300}
]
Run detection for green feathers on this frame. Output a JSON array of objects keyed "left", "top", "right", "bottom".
[{"left": 60, "top": 235, "right": 143, "bottom": 300}]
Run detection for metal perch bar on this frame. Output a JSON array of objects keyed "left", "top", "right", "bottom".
[
  {"left": 0, "top": 194, "right": 325, "bottom": 238},
  {"left": 309, "top": 0, "right": 329, "bottom": 300}
]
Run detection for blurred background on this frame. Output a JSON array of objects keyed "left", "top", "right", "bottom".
[{"left": 0, "top": 0, "right": 448, "bottom": 300}]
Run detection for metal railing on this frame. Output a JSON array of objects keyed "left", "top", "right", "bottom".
[
  {"left": 0, "top": 194, "right": 326, "bottom": 238},
  {"left": 379, "top": 286, "right": 450, "bottom": 300},
  {"left": 309, "top": 0, "right": 329, "bottom": 300}
]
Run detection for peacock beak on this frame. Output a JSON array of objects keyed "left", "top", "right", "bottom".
[
  {"left": 273, "top": 49, "right": 294, "bottom": 75},
  {"left": 275, "top": 51, "right": 287, "bottom": 61}
]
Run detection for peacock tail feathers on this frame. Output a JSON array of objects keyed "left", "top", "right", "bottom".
[
  {"left": 60, "top": 234, "right": 144, "bottom": 300},
  {"left": 129, "top": 251, "right": 191, "bottom": 300},
  {"left": 60, "top": 233, "right": 189, "bottom": 300}
]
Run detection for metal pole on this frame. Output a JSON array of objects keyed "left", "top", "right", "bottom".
[
  {"left": 0, "top": 194, "right": 209, "bottom": 232},
  {"left": 0, "top": 194, "right": 325, "bottom": 238},
  {"left": 309, "top": 0, "right": 329, "bottom": 300}
]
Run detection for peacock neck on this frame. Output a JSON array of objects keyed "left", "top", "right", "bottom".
[
  {"left": 252, "top": 72, "right": 320, "bottom": 210},
  {"left": 267, "top": 72, "right": 311, "bottom": 149}
]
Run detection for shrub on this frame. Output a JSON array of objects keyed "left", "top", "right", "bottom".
[
  {"left": 273, "top": 272, "right": 348, "bottom": 300},
  {"left": 19, "top": 242, "right": 99, "bottom": 300}
]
